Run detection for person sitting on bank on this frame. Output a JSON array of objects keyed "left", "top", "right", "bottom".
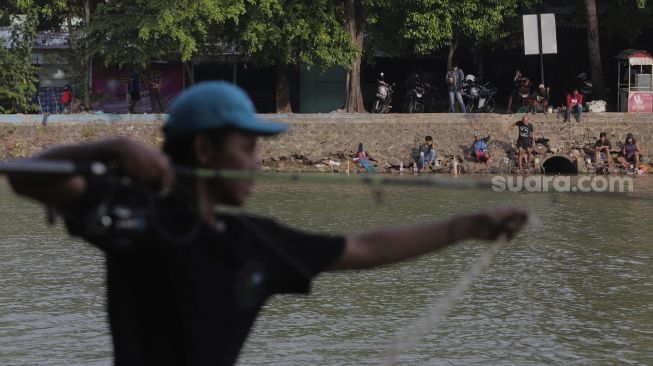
[
  {"left": 617, "top": 133, "right": 640, "bottom": 169},
  {"left": 564, "top": 89, "right": 583, "bottom": 123},
  {"left": 508, "top": 115, "right": 535, "bottom": 170},
  {"left": 594, "top": 132, "right": 612, "bottom": 166},
  {"left": 468, "top": 132, "right": 491, "bottom": 165},
  {"left": 6, "top": 81, "right": 529, "bottom": 366},
  {"left": 354, "top": 142, "right": 375, "bottom": 173},
  {"left": 531, "top": 84, "right": 550, "bottom": 114},
  {"left": 417, "top": 135, "right": 436, "bottom": 170}
]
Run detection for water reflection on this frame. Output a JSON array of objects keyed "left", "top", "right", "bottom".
[{"left": 0, "top": 176, "right": 651, "bottom": 365}]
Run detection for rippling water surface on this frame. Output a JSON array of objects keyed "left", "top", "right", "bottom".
[{"left": 0, "top": 176, "right": 651, "bottom": 365}]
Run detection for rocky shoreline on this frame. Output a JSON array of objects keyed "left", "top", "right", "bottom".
[{"left": 0, "top": 113, "right": 651, "bottom": 175}]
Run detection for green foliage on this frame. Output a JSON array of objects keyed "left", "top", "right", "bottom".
[
  {"left": 0, "top": 5, "right": 38, "bottom": 113},
  {"left": 135, "top": 0, "right": 246, "bottom": 62},
  {"left": 235, "top": 0, "right": 357, "bottom": 70},
  {"left": 601, "top": 0, "right": 653, "bottom": 42},
  {"left": 397, "top": 0, "right": 526, "bottom": 54},
  {"left": 86, "top": 1, "right": 171, "bottom": 69}
]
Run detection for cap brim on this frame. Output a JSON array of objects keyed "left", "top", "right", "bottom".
[{"left": 237, "top": 116, "right": 289, "bottom": 136}]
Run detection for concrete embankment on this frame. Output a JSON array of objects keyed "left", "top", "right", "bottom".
[{"left": 0, "top": 113, "right": 652, "bottom": 173}]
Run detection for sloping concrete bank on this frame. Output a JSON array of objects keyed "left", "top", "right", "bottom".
[{"left": 0, "top": 113, "right": 652, "bottom": 173}]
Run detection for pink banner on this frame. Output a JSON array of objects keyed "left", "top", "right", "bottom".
[
  {"left": 629, "top": 92, "right": 653, "bottom": 113},
  {"left": 92, "top": 62, "right": 184, "bottom": 113}
]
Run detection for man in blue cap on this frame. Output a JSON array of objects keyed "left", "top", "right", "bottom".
[{"left": 8, "top": 81, "right": 528, "bottom": 365}]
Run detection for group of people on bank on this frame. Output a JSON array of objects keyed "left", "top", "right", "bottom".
[
  {"left": 506, "top": 69, "right": 586, "bottom": 122},
  {"left": 411, "top": 114, "right": 641, "bottom": 172},
  {"left": 447, "top": 64, "right": 588, "bottom": 121}
]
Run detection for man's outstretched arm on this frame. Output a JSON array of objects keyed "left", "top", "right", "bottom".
[
  {"left": 8, "top": 138, "right": 172, "bottom": 209},
  {"left": 330, "top": 207, "right": 529, "bottom": 270}
]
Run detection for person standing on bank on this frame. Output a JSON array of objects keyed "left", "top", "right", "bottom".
[
  {"left": 148, "top": 71, "right": 165, "bottom": 113},
  {"left": 507, "top": 69, "right": 529, "bottom": 113},
  {"left": 7, "top": 82, "right": 528, "bottom": 366},
  {"left": 446, "top": 62, "right": 466, "bottom": 113},
  {"left": 508, "top": 115, "right": 535, "bottom": 170},
  {"left": 128, "top": 70, "right": 141, "bottom": 113}
]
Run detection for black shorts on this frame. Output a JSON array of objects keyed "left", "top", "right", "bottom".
[{"left": 517, "top": 139, "right": 532, "bottom": 149}]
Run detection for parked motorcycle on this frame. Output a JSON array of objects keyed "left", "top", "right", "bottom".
[
  {"left": 402, "top": 73, "right": 437, "bottom": 113},
  {"left": 577, "top": 72, "right": 593, "bottom": 102},
  {"left": 462, "top": 74, "right": 497, "bottom": 113},
  {"left": 371, "top": 73, "right": 394, "bottom": 113}
]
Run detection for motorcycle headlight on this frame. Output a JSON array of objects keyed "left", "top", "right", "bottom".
[{"left": 377, "top": 86, "right": 388, "bottom": 98}]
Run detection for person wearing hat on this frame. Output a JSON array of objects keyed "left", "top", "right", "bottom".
[
  {"left": 530, "top": 84, "right": 550, "bottom": 114},
  {"left": 468, "top": 132, "right": 491, "bottom": 165},
  {"left": 7, "top": 81, "right": 528, "bottom": 365}
]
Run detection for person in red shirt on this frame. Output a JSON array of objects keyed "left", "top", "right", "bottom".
[{"left": 565, "top": 89, "right": 583, "bottom": 123}]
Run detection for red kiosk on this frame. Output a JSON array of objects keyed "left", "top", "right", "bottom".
[{"left": 617, "top": 49, "right": 653, "bottom": 113}]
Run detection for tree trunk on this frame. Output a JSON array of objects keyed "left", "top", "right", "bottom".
[
  {"left": 344, "top": 0, "right": 365, "bottom": 113},
  {"left": 476, "top": 49, "right": 484, "bottom": 80},
  {"left": 275, "top": 64, "right": 292, "bottom": 113},
  {"left": 82, "top": 0, "right": 91, "bottom": 110},
  {"left": 584, "top": 0, "right": 607, "bottom": 101},
  {"left": 446, "top": 35, "right": 460, "bottom": 71},
  {"left": 183, "top": 61, "right": 195, "bottom": 86}
]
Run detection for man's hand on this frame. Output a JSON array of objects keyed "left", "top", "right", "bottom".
[
  {"left": 332, "top": 206, "right": 531, "bottom": 270},
  {"left": 119, "top": 139, "right": 174, "bottom": 192},
  {"left": 466, "top": 207, "right": 530, "bottom": 241}
]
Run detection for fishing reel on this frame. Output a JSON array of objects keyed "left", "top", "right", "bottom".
[{"left": 53, "top": 177, "right": 153, "bottom": 252}]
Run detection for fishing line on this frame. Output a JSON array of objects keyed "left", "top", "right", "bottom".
[
  {"left": 1, "top": 160, "right": 651, "bottom": 201},
  {"left": 382, "top": 213, "right": 541, "bottom": 366}
]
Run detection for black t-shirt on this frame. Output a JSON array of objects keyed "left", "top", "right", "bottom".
[
  {"left": 531, "top": 89, "right": 549, "bottom": 101},
  {"left": 515, "top": 121, "right": 533, "bottom": 142},
  {"left": 595, "top": 139, "right": 611, "bottom": 149},
  {"left": 64, "top": 178, "right": 345, "bottom": 365}
]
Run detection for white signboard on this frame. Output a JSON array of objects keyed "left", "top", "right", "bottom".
[
  {"left": 540, "top": 14, "right": 557, "bottom": 54},
  {"left": 523, "top": 13, "right": 557, "bottom": 55}
]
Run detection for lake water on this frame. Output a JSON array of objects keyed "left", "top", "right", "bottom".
[{"left": 0, "top": 176, "right": 651, "bottom": 365}]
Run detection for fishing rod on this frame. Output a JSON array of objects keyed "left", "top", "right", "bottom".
[
  {"left": 0, "top": 160, "right": 108, "bottom": 176},
  {"left": 0, "top": 159, "right": 495, "bottom": 191},
  {"left": 0, "top": 159, "right": 650, "bottom": 201}
]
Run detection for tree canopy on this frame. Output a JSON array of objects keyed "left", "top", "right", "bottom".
[
  {"left": 0, "top": 4, "right": 38, "bottom": 113},
  {"left": 2, "top": 0, "right": 653, "bottom": 113}
]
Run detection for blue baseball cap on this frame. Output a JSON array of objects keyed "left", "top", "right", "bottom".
[{"left": 164, "top": 81, "right": 288, "bottom": 140}]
